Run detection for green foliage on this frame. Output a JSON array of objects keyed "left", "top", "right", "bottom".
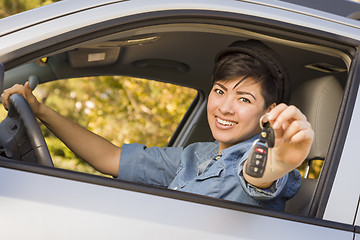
[
  {"left": 34, "top": 76, "right": 197, "bottom": 175},
  {"left": 0, "top": 0, "right": 58, "bottom": 18}
]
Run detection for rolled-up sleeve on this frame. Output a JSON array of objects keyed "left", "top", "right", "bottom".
[
  {"left": 237, "top": 149, "right": 302, "bottom": 209},
  {"left": 239, "top": 169, "right": 302, "bottom": 201},
  {"left": 117, "top": 143, "right": 183, "bottom": 187}
]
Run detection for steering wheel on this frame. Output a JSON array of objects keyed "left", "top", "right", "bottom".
[{"left": 0, "top": 94, "right": 53, "bottom": 167}]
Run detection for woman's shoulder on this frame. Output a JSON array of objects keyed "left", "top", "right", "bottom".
[{"left": 184, "top": 141, "right": 218, "bottom": 149}]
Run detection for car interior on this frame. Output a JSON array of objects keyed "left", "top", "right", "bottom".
[{"left": 2, "top": 19, "right": 352, "bottom": 217}]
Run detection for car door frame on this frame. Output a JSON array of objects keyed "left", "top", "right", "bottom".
[{"left": 0, "top": 1, "right": 359, "bottom": 238}]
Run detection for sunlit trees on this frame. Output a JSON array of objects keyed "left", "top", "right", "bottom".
[
  {"left": 35, "top": 77, "right": 196, "bottom": 175},
  {"left": 0, "top": 0, "right": 58, "bottom": 18}
]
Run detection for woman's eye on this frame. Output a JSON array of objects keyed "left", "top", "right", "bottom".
[
  {"left": 214, "top": 89, "right": 224, "bottom": 95},
  {"left": 239, "top": 97, "right": 251, "bottom": 103}
]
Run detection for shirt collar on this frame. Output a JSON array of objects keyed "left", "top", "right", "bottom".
[
  {"left": 220, "top": 134, "right": 259, "bottom": 157},
  {"left": 195, "top": 142, "right": 219, "bottom": 163},
  {"left": 195, "top": 134, "right": 259, "bottom": 162}
]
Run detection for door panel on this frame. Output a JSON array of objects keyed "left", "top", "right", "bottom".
[{"left": 0, "top": 166, "right": 353, "bottom": 240}]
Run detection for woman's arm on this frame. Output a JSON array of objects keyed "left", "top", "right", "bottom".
[{"left": 1, "top": 82, "right": 121, "bottom": 177}]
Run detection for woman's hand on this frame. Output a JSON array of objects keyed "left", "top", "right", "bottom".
[
  {"left": 244, "top": 103, "right": 314, "bottom": 188},
  {"left": 267, "top": 103, "right": 314, "bottom": 170},
  {"left": 1, "top": 82, "right": 42, "bottom": 116}
]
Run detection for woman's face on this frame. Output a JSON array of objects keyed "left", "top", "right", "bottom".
[{"left": 207, "top": 76, "right": 272, "bottom": 152}]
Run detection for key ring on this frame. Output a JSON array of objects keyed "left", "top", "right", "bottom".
[
  {"left": 259, "top": 113, "right": 270, "bottom": 130},
  {"left": 259, "top": 113, "right": 275, "bottom": 172}
]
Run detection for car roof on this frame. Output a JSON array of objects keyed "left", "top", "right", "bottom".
[
  {"left": 281, "top": 0, "right": 360, "bottom": 18},
  {"left": 1, "top": 0, "right": 360, "bottom": 37}
]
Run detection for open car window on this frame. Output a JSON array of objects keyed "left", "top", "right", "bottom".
[
  {"left": 0, "top": 21, "right": 348, "bottom": 216},
  {"left": 0, "top": 19, "right": 348, "bottom": 208}
]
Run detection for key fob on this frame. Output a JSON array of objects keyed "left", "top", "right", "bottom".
[{"left": 245, "top": 140, "right": 268, "bottom": 178}]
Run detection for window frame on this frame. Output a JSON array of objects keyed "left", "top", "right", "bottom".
[{"left": 0, "top": 7, "right": 359, "bottom": 233}]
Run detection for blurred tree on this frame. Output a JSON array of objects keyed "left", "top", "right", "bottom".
[
  {"left": 34, "top": 77, "right": 197, "bottom": 176},
  {"left": 0, "top": 0, "right": 58, "bottom": 18},
  {"left": 37, "top": 77, "right": 196, "bottom": 148}
]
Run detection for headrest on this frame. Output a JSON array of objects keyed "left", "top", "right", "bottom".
[
  {"left": 215, "top": 39, "right": 291, "bottom": 104},
  {"left": 291, "top": 76, "right": 343, "bottom": 160}
]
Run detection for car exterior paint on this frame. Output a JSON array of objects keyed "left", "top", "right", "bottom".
[{"left": 0, "top": 0, "right": 359, "bottom": 239}]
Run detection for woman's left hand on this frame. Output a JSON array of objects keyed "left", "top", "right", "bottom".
[{"left": 267, "top": 103, "right": 314, "bottom": 171}]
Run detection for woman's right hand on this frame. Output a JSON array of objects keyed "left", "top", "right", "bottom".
[{"left": 1, "top": 82, "right": 42, "bottom": 116}]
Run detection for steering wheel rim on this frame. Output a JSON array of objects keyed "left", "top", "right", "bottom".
[{"left": 7, "top": 94, "right": 53, "bottom": 167}]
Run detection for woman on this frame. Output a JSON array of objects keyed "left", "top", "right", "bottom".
[{"left": 1, "top": 40, "right": 314, "bottom": 210}]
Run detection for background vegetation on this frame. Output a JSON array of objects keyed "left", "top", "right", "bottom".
[
  {"left": 0, "top": 0, "right": 58, "bottom": 18},
  {"left": 36, "top": 77, "right": 196, "bottom": 176}
]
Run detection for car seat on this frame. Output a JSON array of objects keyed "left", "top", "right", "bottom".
[{"left": 284, "top": 75, "right": 343, "bottom": 215}]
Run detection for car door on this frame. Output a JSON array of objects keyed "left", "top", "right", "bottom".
[{"left": 0, "top": 0, "right": 359, "bottom": 239}]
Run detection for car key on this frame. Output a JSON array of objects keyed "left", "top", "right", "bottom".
[{"left": 245, "top": 114, "right": 275, "bottom": 178}]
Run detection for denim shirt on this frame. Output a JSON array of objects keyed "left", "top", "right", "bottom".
[{"left": 118, "top": 135, "right": 302, "bottom": 210}]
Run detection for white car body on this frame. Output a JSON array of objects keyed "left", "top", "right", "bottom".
[{"left": 0, "top": 0, "right": 359, "bottom": 239}]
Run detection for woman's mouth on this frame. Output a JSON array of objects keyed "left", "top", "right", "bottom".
[{"left": 216, "top": 117, "right": 238, "bottom": 126}]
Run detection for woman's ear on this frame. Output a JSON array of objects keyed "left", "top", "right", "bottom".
[{"left": 267, "top": 103, "right": 276, "bottom": 112}]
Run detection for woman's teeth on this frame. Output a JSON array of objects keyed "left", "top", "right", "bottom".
[{"left": 217, "top": 117, "right": 237, "bottom": 126}]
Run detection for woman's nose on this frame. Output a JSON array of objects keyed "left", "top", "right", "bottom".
[{"left": 219, "top": 98, "right": 235, "bottom": 115}]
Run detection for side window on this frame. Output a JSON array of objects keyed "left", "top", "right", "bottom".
[{"left": 29, "top": 76, "right": 197, "bottom": 176}]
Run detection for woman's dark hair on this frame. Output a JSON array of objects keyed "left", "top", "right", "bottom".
[
  {"left": 212, "top": 52, "right": 279, "bottom": 109},
  {"left": 212, "top": 39, "right": 290, "bottom": 108}
]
